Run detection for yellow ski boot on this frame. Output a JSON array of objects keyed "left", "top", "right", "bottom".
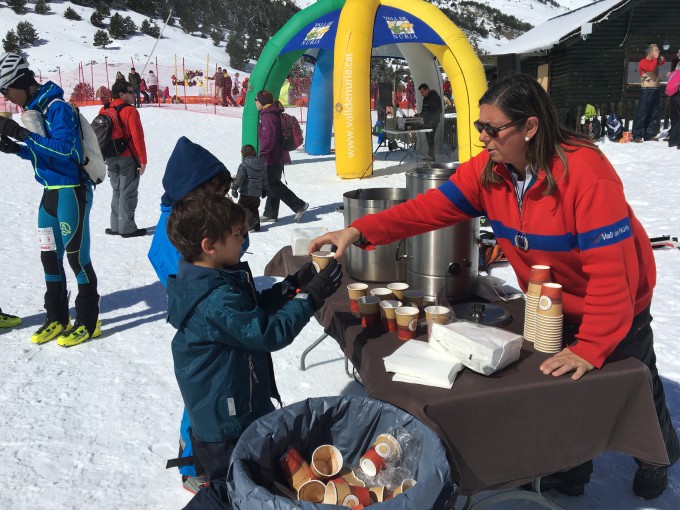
[
  {"left": 57, "top": 320, "right": 101, "bottom": 347},
  {"left": 0, "top": 309, "right": 22, "bottom": 329},
  {"left": 31, "top": 319, "right": 70, "bottom": 344}
]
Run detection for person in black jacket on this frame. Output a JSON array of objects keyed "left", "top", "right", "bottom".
[{"left": 418, "top": 83, "right": 443, "bottom": 160}]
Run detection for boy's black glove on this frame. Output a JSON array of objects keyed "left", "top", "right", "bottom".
[
  {"left": 231, "top": 188, "right": 238, "bottom": 199},
  {"left": 285, "top": 261, "right": 315, "bottom": 290},
  {"left": 0, "top": 117, "right": 30, "bottom": 141},
  {"left": 261, "top": 191, "right": 267, "bottom": 199},
  {"left": 300, "top": 259, "right": 343, "bottom": 311},
  {"left": 0, "top": 135, "right": 21, "bottom": 154}
]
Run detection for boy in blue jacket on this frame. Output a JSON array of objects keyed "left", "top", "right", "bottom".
[{"left": 166, "top": 191, "right": 342, "bottom": 508}]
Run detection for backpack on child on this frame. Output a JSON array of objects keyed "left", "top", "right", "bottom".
[
  {"left": 45, "top": 99, "right": 107, "bottom": 185},
  {"left": 605, "top": 112, "right": 624, "bottom": 141},
  {"left": 91, "top": 102, "right": 133, "bottom": 159},
  {"left": 583, "top": 104, "right": 602, "bottom": 140},
  {"left": 279, "top": 111, "right": 304, "bottom": 151}
]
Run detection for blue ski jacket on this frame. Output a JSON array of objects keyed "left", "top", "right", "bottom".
[{"left": 18, "top": 81, "right": 84, "bottom": 188}]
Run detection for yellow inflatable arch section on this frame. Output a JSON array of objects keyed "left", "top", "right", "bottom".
[{"left": 334, "top": 0, "right": 486, "bottom": 178}]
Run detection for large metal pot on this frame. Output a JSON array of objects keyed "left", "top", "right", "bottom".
[
  {"left": 343, "top": 188, "right": 408, "bottom": 282},
  {"left": 405, "top": 164, "right": 478, "bottom": 301}
]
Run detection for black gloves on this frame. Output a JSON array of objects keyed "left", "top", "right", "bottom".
[
  {"left": 286, "top": 261, "right": 316, "bottom": 290},
  {"left": 231, "top": 188, "right": 239, "bottom": 199},
  {"left": 261, "top": 191, "right": 267, "bottom": 199},
  {"left": 0, "top": 135, "right": 21, "bottom": 154},
  {"left": 0, "top": 117, "right": 29, "bottom": 141},
  {"left": 301, "top": 259, "right": 343, "bottom": 311}
]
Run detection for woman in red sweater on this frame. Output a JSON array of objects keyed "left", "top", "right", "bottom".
[{"left": 310, "top": 74, "right": 678, "bottom": 500}]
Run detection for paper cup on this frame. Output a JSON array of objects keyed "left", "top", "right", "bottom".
[
  {"left": 358, "top": 295, "right": 381, "bottom": 328},
  {"left": 370, "top": 287, "right": 394, "bottom": 301},
  {"left": 537, "top": 283, "right": 563, "bottom": 318},
  {"left": 347, "top": 283, "right": 368, "bottom": 313},
  {"left": 380, "top": 300, "right": 401, "bottom": 332},
  {"left": 311, "top": 251, "right": 335, "bottom": 272},
  {"left": 0, "top": 111, "right": 13, "bottom": 119},
  {"left": 523, "top": 294, "right": 540, "bottom": 342},
  {"left": 280, "top": 446, "right": 315, "bottom": 490},
  {"left": 424, "top": 306, "right": 450, "bottom": 325},
  {"left": 324, "top": 481, "right": 371, "bottom": 507},
  {"left": 330, "top": 467, "right": 366, "bottom": 487},
  {"left": 369, "top": 486, "right": 387, "bottom": 503},
  {"left": 387, "top": 282, "right": 409, "bottom": 300},
  {"left": 298, "top": 479, "right": 326, "bottom": 503},
  {"left": 403, "top": 289, "right": 425, "bottom": 309},
  {"left": 310, "top": 444, "right": 343, "bottom": 479},
  {"left": 527, "top": 265, "right": 552, "bottom": 297},
  {"left": 395, "top": 306, "right": 419, "bottom": 341},
  {"left": 391, "top": 478, "right": 417, "bottom": 497}
]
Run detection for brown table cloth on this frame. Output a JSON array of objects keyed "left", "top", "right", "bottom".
[{"left": 265, "top": 246, "right": 669, "bottom": 495}]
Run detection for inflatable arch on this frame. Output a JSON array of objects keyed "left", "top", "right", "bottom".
[{"left": 242, "top": 0, "right": 487, "bottom": 178}]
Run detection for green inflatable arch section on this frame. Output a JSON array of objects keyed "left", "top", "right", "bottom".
[{"left": 241, "top": 0, "right": 346, "bottom": 151}]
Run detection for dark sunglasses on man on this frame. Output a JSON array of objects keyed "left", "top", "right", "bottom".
[{"left": 474, "top": 118, "right": 526, "bottom": 138}]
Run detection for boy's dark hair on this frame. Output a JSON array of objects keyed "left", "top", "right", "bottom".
[
  {"left": 196, "top": 171, "right": 232, "bottom": 196},
  {"left": 112, "top": 80, "right": 132, "bottom": 98},
  {"left": 418, "top": 83, "right": 430, "bottom": 91},
  {"left": 241, "top": 144, "right": 257, "bottom": 158},
  {"left": 167, "top": 191, "right": 247, "bottom": 263}
]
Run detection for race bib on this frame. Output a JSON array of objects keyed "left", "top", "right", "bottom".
[{"left": 38, "top": 227, "right": 56, "bottom": 252}]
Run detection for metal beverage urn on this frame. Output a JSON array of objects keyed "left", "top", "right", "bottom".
[
  {"left": 343, "top": 188, "right": 408, "bottom": 282},
  {"left": 405, "top": 163, "right": 479, "bottom": 301}
]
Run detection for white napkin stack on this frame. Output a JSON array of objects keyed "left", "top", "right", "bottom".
[
  {"left": 383, "top": 340, "right": 463, "bottom": 389},
  {"left": 429, "top": 321, "right": 523, "bottom": 376},
  {"left": 291, "top": 227, "right": 330, "bottom": 256}
]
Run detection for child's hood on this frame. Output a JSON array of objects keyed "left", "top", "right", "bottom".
[
  {"left": 242, "top": 156, "right": 266, "bottom": 173},
  {"left": 161, "top": 136, "right": 229, "bottom": 207}
]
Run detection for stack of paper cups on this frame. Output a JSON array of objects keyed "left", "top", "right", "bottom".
[
  {"left": 524, "top": 265, "right": 552, "bottom": 341},
  {"left": 535, "top": 283, "right": 563, "bottom": 353}
]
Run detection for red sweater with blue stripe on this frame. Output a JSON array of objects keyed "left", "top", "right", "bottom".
[{"left": 352, "top": 146, "right": 655, "bottom": 368}]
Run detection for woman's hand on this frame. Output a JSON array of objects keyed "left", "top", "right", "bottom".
[
  {"left": 540, "top": 348, "right": 595, "bottom": 381},
  {"left": 308, "top": 227, "right": 361, "bottom": 258}
]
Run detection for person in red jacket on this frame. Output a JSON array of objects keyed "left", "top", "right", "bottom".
[
  {"left": 102, "top": 80, "right": 148, "bottom": 238},
  {"left": 309, "top": 73, "right": 679, "bottom": 500},
  {"left": 632, "top": 43, "right": 666, "bottom": 142}
]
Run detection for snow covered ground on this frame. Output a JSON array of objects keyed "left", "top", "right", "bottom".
[{"left": 0, "top": 105, "right": 678, "bottom": 509}]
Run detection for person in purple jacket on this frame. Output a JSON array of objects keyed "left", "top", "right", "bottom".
[{"left": 255, "top": 90, "right": 308, "bottom": 224}]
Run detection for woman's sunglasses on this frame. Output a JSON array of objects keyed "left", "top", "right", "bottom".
[{"left": 473, "top": 118, "right": 526, "bottom": 138}]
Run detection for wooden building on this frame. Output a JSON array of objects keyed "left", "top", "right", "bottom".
[{"left": 493, "top": 0, "right": 680, "bottom": 129}]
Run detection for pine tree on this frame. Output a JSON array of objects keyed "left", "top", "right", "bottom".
[
  {"left": 2, "top": 30, "right": 21, "bottom": 53},
  {"left": 90, "top": 11, "right": 105, "bottom": 29},
  {"left": 8, "top": 0, "right": 28, "bottom": 15},
  {"left": 16, "top": 21, "right": 38, "bottom": 47},
  {"left": 123, "top": 16, "right": 137, "bottom": 36},
  {"left": 179, "top": 7, "right": 197, "bottom": 34},
  {"left": 34, "top": 0, "right": 51, "bottom": 15},
  {"left": 226, "top": 32, "right": 250, "bottom": 72},
  {"left": 95, "top": 2, "right": 111, "bottom": 17},
  {"left": 93, "top": 29, "right": 112, "bottom": 48},
  {"left": 210, "top": 28, "right": 222, "bottom": 47},
  {"left": 64, "top": 7, "right": 82, "bottom": 21},
  {"left": 141, "top": 19, "right": 161, "bottom": 38},
  {"left": 108, "top": 13, "right": 126, "bottom": 39}
]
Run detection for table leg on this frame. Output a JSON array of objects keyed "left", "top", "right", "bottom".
[
  {"left": 461, "top": 478, "right": 567, "bottom": 510},
  {"left": 300, "top": 333, "right": 328, "bottom": 371}
]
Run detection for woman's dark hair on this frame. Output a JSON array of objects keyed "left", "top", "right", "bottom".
[
  {"left": 479, "top": 74, "right": 597, "bottom": 195},
  {"left": 111, "top": 80, "right": 132, "bottom": 98},
  {"left": 167, "top": 191, "right": 246, "bottom": 263}
]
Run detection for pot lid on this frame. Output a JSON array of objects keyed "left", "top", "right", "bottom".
[{"left": 452, "top": 302, "right": 512, "bottom": 327}]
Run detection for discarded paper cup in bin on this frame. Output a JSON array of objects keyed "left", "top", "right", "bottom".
[
  {"left": 311, "top": 251, "right": 335, "bottom": 272},
  {"left": 380, "top": 300, "right": 402, "bottom": 332},
  {"left": 324, "top": 481, "right": 371, "bottom": 507},
  {"left": 298, "top": 479, "right": 326, "bottom": 503},
  {"left": 280, "top": 446, "right": 315, "bottom": 491},
  {"left": 369, "top": 486, "right": 387, "bottom": 503},
  {"left": 310, "top": 444, "right": 343, "bottom": 479},
  {"left": 360, "top": 433, "right": 403, "bottom": 476},
  {"left": 387, "top": 282, "right": 409, "bottom": 300},
  {"left": 347, "top": 283, "right": 368, "bottom": 313},
  {"left": 330, "top": 467, "right": 366, "bottom": 487},
  {"left": 395, "top": 306, "right": 419, "bottom": 341},
  {"left": 358, "top": 296, "right": 381, "bottom": 328},
  {"left": 391, "top": 478, "right": 417, "bottom": 497}
]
